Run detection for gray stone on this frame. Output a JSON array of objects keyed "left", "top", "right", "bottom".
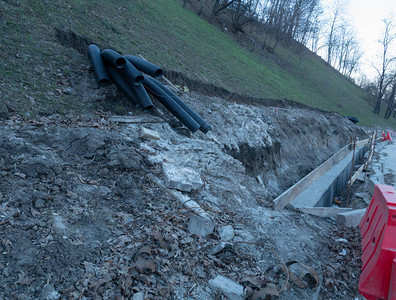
[
  {"left": 34, "top": 199, "right": 46, "bottom": 209},
  {"left": 132, "top": 292, "right": 145, "bottom": 300},
  {"left": 163, "top": 163, "right": 203, "bottom": 192},
  {"left": 188, "top": 215, "right": 215, "bottom": 236},
  {"left": 210, "top": 242, "right": 233, "bottom": 255},
  {"left": 39, "top": 283, "right": 60, "bottom": 300},
  {"left": 141, "top": 127, "right": 160, "bottom": 140},
  {"left": 53, "top": 215, "right": 67, "bottom": 233},
  {"left": 299, "top": 207, "right": 352, "bottom": 218},
  {"left": 209, "top": 275, "right": 245, "bottom": 300},
  {"left": 335, "top": 208, "right": 366, "bottom": 227},
  {"left": 218, "top": 225, "right": 235, "bottom": 242}
]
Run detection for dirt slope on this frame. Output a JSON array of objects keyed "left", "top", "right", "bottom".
[{"left": 0, "top": 77, "right": 367, "bottom": 299}]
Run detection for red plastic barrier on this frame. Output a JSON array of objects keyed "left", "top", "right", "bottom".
[
  {"left": 359, "top": 185, "right": 396, "bottom": 299},
  {"left": 389, "top": 259, "right": 396, "bottom": 299}
]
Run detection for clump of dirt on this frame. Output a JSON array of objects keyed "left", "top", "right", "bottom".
[{"left": 223, "top": 141, "right": 281, "bottom": 176}]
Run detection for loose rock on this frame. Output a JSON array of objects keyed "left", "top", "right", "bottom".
[
  {"left": 218, "top": 225, "right": 235, "bottom": 242},
  {"left": 188, "top": 215, "right": 215, "bottom": 236},
  {"left": 209, "top": 275, "right": 246, "bottom": 300}
]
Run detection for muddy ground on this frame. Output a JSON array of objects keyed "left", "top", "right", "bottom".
[{"left": 0, "top": 70, "right": 370, "bottom": 300}]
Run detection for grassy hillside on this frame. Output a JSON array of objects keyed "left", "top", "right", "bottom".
[{"left": 0, "top": 0, "right": 395, "bottom": 128}]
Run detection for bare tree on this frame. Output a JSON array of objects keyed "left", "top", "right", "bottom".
[
  {"left": 373, "top": 17, "right": 396, "bottom": 115},
  {"left": 385, "top": 79, "right": 396, "bottom": 119},
  {"left": 332, "top": 24, "right": 361, "bottom": 76},
  {"left": 325, "top": 0, "right": 348, "bottom": 65},
  {"left": 230, "top": 0, "right": 259, "bottom": 33},
  {"left": 198, "top": 0, "right": 208, "bottom": 16},
  {"left": 209, "top": 0, "right": 235, "bottom": 21}
]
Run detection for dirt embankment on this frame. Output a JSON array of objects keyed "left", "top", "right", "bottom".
[
  {"left": 0, "top": 76, "right": 367, "bottom": 299},
  {"left": 0, "top": 26, "right": 370, "bottom": 300}
]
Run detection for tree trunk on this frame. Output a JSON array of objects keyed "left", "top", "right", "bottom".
[
  {"left": 374, "top": 93, "right": 383, "bottom": 115},
  {"left": 384, "top": 83, "right": 396, "bottom": 119},
  {"left": 198, "top": 0, "right": 207, "bottom": 16}
]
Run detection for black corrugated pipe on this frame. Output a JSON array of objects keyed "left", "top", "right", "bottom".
[
  {"left": 130, "top": 84, "right": 154, "bottom": 110},
  {"left": 150, "top": 78, "right": 212, "bottom": 133},
  {"left": 87, "top": 44, "right": 111, "bottom": 86},
  {"left": 125, "top": 55, "right": 164, "bottom": 78},
  {"left": 101, "top": 49, "right": 126, "bottom": 69},
  {"left": 120, "top": 60, "right": 144, "bottom": 86},
  {"left": 105, "top": 64, "right": 153, "bottom": 110},
  {"left": 143, "top": 77, "right": 200, "bottom": 132}
]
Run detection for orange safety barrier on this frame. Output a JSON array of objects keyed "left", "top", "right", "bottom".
[{"left": 359, "top": 185, "right": 396, "bottom": 299}]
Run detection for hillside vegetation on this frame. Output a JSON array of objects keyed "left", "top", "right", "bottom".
[{"left": 1, "top": 0, "right": 395, "bottom": 127}]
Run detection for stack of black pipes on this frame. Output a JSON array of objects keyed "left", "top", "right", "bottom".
[{"left": 87, "top": 44, "right": 211, "bottom": 134}]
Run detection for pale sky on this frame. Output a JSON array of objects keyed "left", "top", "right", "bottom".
[{"left": 347, "top": 0, "right": 396, "bottom": 80}]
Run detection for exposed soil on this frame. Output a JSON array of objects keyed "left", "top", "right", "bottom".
[
  {"left": 0, "top": 84, "right": 367, "bottom": 299},
  {"left": 1, "top": 21, "right": 370, "bottom": 300}
]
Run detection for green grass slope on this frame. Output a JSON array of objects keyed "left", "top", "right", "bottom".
[{"left": 0, "top": 0, "right": 394, "bottom": 127}]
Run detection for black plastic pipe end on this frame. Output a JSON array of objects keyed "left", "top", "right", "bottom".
[
  {"left": 143, "top": 77, "right": 200, "bottom": 132},
  {"left": 87, "top": 44, "right": 111, "bottom": 86},
  {"left": 131, "top": 84, "right": 154, "bottom": 110},
  {"left": 101, "top": 49, "right": 126, "bottom": 69},
  {"left": 198, "top": 122, "right": 212, "bottom": 134},
  {"left": 121, "top": 60, "right": 145, "bottom": 86},
  {"left": 125, "top": 55, "right": 164, "bottom": 79},
  {"left": 150, "top": 78, "right": 212, "bottom": 133}
]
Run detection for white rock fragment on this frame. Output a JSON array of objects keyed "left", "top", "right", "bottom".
[
  {"left": 209, "top": 275, "right": 246, "bottom": 300},
  {"left": 132, "top": 292, "right": 145, "bottom": 300},
  {"left": 188, "top": 215, "right": 215, "bottom": 236},
  {"left": 218, "top": 225, "right": 235, "bottom": 242},
  {"left": 140, "top": 127, "right": 160, "bottom": 140},
  {"left": 163, "top": 163, "right": 203, "bottom": 192},
  {"left": 53, "top": 215, "right": 67, "bottom": 233},
  {"left": 39, "top": 283, "right": 60, "bottom": 300},
  {"left": 339, "top": 248, "right": 347, "bottom": 256},
  {"left": 336, "top": 238, "right": 348, "bottom": 243}
]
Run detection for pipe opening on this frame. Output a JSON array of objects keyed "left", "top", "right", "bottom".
[
  {"left": 154, "top": 69, "right": 164, "bottom": 78},
  {"left": 143, "top": 104, "right": 154, "bottom": 110},
  {"left": 135, "top": 75, "right": 145, "bottom": 85},
  {"left": 98, "top": 78, "right": 112, "bottom": 86},
  {"left": 115, "top": 58, "right": 126, "bottom": 69}
]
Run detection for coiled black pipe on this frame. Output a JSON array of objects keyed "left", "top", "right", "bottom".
[
  {"left": 125, "top": 55, "right": 164, "bottom": 78},
  {"left": 150, "top": 78, "right": 212, "bottom": 133},
  {"left": 101, "top": 49, "right": 126, "bottom": 69},
  {"left": 87, "top": 44, "right": 111, "bottom": 86},
  {"left": 143, "top": 77, "right": 200, "bottom": 132},
  {"left": 121, "top": 60, "right": 144, "bottom": 86}
]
